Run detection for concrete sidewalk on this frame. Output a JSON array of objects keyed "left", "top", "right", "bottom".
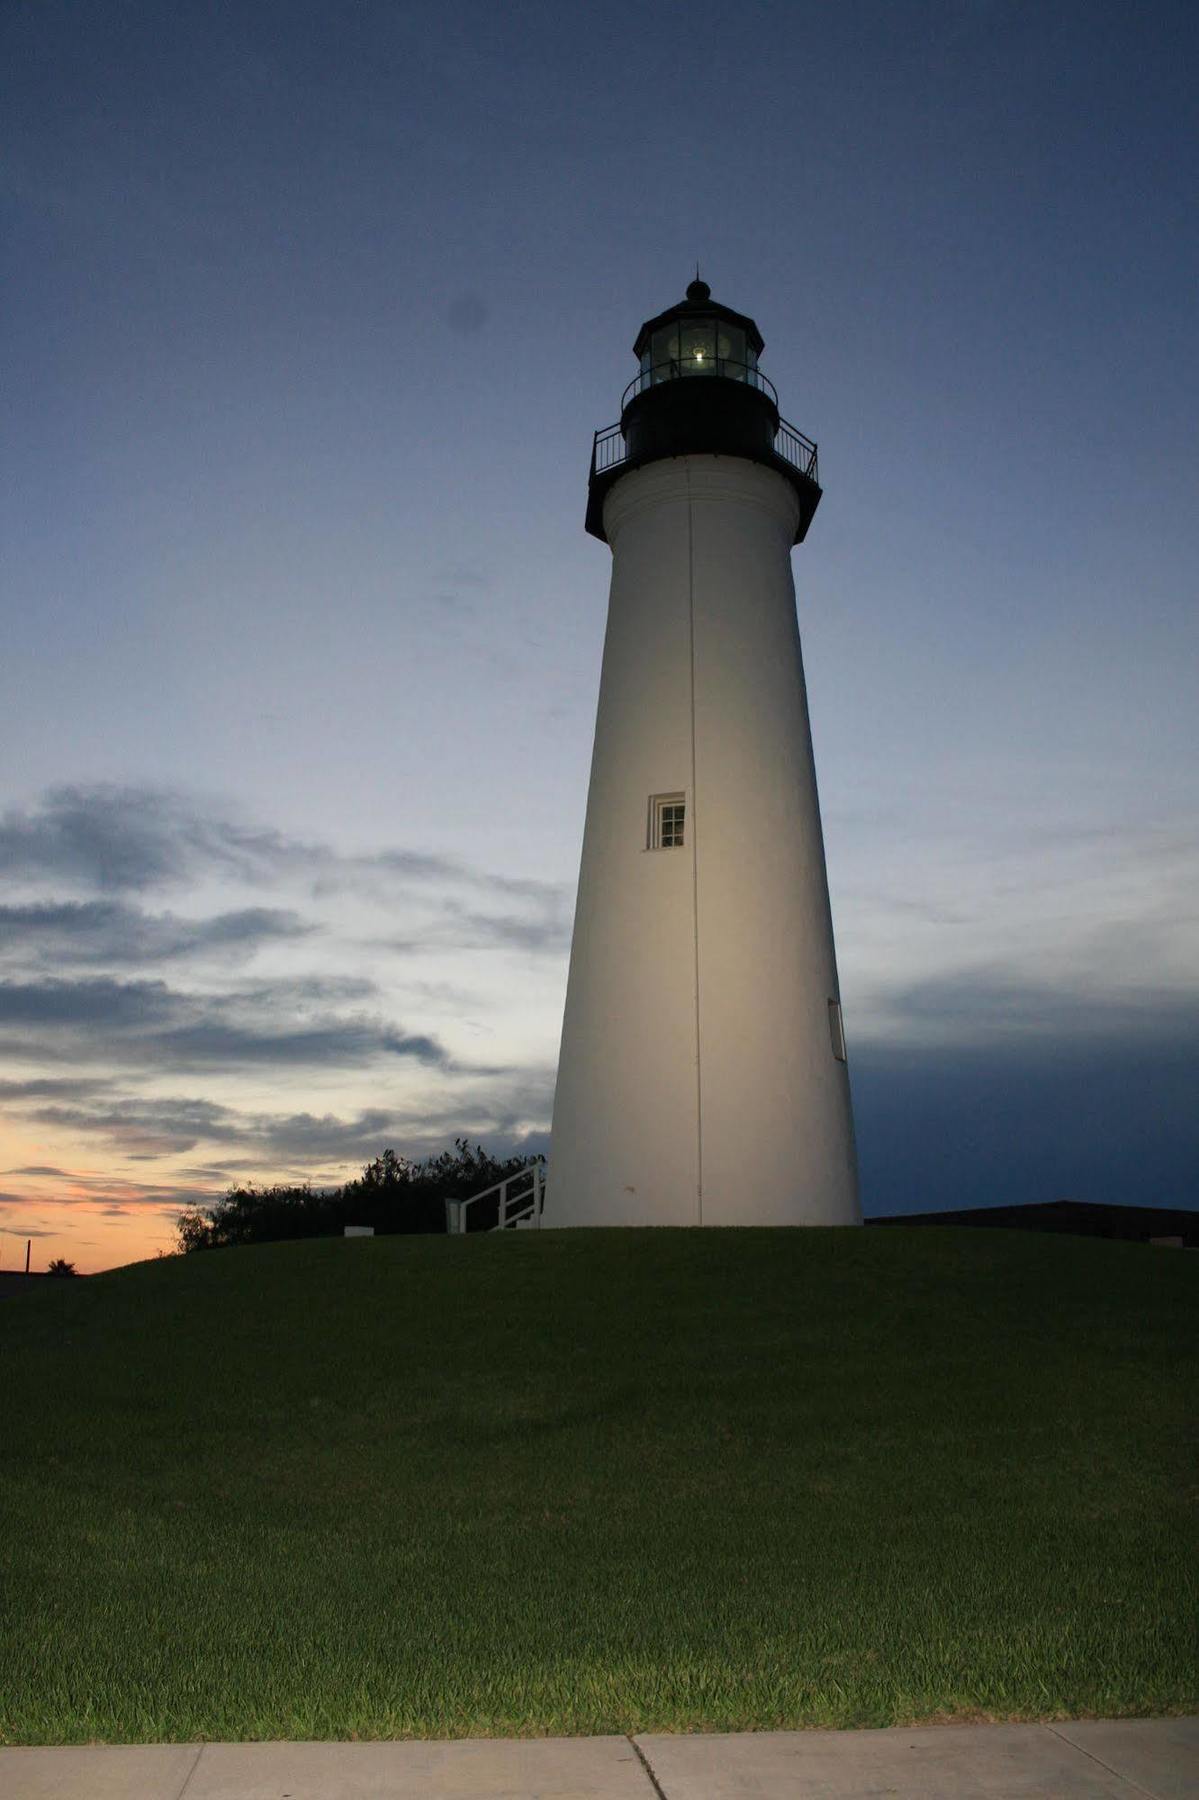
[{"left": 0, "top": 1718, "right": 1194, "bottom": 1798}]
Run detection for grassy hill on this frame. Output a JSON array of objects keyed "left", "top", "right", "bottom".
[{"left": 0, "top": 1226, "right": 1194, "bottom": 1743}]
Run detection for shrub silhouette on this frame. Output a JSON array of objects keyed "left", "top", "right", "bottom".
[{"left": 176, "top": 1139, "right": 540, "bottom": 1251}]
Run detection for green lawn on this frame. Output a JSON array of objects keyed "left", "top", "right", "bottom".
[{"left": 0, "top": 1227, "right": 1194, "bottom": 1742}]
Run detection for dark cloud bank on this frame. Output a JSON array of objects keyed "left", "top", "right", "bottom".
[{"left": 853, "top": 980, "right": 1199, "bottom": 1215}]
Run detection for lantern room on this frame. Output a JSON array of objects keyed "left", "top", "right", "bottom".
[
  {"left": 633, "top": 278, "right": 764, "bottom": 388},
  {"left": 586, "top": 277, "right": 822, "bottom": 544}
]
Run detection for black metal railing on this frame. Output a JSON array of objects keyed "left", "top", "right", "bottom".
[
  {"left": 589, "top": 414, "right": 818, "bottom": 487},
  {"left": 592, "top": 421, "right": 625, "bottom": 477},
  {"left": 775, "top": 419, "right": 819, "bottom": 484},
  {"left": 621, "top": 358, "right": 779, "bottom": 413}
]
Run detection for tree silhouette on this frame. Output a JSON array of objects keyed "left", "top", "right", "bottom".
[
  {"left": 176, "top": 1139, "right": 541, "bottom": 1251},
  {"left": 46, "top": 1258, "right": 78, "bottom": 1277}
]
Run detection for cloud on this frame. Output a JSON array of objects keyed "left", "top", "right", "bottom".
[
  {"left": 0, "top": 978, "right": 180, "bottom": 1030},
  {"left": 372, "top": 903, "right": 572, "bottom": 958},
  {"left": 0, "top": 1173, "right": 221, "bottom": 1212},
  {"left": 10, "top": 1061, "right": 556, "bottom": 1175},
  {"left": 0, "top": 786, "right": 245, "bottom": 891},
  {"left": 856, "top": 969, "right": 1199, "bottom": 1051},
  {"left": 369, "top": 850, "right": 564, "bottom": 908},
  {"left": 837, "top": 813, "right": 1199, "bottom": 1043},
  {"left": 0, "top": 975, "right": 449, "bottom": 1073},
  {"left": 455, "top": 912, "right": 572, "bottom": 954},
  {"left": 0, "top": 900, "right": 314, "bottom": 965},
  {"left": 27, "top": 1094, "right": 232, "bottom": 1158},
  {"left": 0, "top": 785, "right": 568, "bottom": 910},
  {"left": 0, "top": 783, "right": 372, "bottom": 895},
  {"left": 0, "top": 1077, "right": 115, "bottom": 1101}
]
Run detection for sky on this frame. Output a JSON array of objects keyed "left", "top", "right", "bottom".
[{"left": 1, "top": 0, "right": 1196, "bottom": 1272}]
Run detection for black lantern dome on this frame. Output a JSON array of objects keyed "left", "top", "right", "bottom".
[{"left": 586, "top": 279, "right": 821, "bottom": 544}]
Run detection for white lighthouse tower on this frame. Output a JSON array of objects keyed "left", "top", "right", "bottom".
[{"left": 547, "top": 280, "right": 860, "bottom": 1229}]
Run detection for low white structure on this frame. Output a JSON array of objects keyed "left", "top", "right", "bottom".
[{"left": 548, "top": 281, "right": 860, "bottom": 1228}]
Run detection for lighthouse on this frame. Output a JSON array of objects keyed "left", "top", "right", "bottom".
[{"left": 547, "top": 280, "right": 860, "bottom": 1228}]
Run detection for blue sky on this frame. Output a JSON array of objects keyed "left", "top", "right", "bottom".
[{"left": 1, "top": 0, "right": 1196, "bottom": 1266}]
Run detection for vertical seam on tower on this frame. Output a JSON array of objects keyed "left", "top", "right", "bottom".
[{"left": 687, "top": 470, "right": 703, "bottom": 1225}]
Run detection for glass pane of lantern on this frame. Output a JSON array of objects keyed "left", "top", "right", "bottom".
[
  {"left": 716, "top": 324, "right": 746, "bottom": 379},
  {"left": 678, "top": 317, "right": 716, "bottom": 376},
  {"left": 651, "top": 324, "right": 679, "bottom": 382}
]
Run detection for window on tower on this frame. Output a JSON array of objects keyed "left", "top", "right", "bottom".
[{"left": 648, "top": 794, "right": 686, "bottom": 850}]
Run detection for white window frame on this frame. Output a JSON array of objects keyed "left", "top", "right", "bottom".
[{"left": 648, "top": 792, "right": 686, "bottom": 850}]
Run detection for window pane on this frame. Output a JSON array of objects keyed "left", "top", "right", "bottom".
[
  {"left": 716, "top": 324, "right": 746, "bottom": 377},
  {"left": 678, "top": 317, "right": 716, "bottom": 376},
  {"left": 651, "top": 325, "right": 679, "bottom": 382}
]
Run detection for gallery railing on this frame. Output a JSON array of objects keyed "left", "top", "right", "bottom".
[{"left": 590, "top": 411, "right": 819, "bottom": 486}]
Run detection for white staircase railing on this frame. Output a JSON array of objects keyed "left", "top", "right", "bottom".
[{"left": 444, "top": 1162, "right": 545, "bottom": 1234}]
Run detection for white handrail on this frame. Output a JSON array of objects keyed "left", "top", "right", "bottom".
[{"left": 447, "top": 1162, "right": 544, "bottom": 1234}]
